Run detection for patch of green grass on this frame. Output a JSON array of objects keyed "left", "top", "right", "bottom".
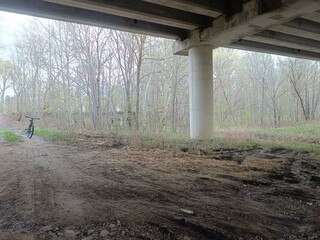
[
  {"left": 222, "top": 137, "right": 320, "bottom": 157},
  {"left": 34, "top": 128, "right": 61, "bottom": 141},
  {"left": 258, "top": 140, "right": 320, "bottom": 157},
  {"left": 249, "top": 123, "right": 320, "bottom": 156},
  {"left": 254, "top": 123, "right": 320, "bottom": 137},
  {"left": 0, "top": 129, "right": 21, "bottom": 144},
  {"left": 34, "top": 128, "right": 77, "bottom": 143}
]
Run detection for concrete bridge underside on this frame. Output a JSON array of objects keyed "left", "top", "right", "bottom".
[{"left": 1, "top": 0, "right": 320, "bottom": 139}]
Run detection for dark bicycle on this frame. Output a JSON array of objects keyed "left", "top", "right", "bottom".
[{"left": 25, "top": 116, "right": 40, "bottom": 139}]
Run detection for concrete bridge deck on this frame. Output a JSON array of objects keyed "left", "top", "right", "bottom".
[{"left": 0, "top": 0, "right": 319, "bottom": 60}]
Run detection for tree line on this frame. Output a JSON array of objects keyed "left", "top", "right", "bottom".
[{"left": 0, "top": 18, "right": 319, "bottom": 134}]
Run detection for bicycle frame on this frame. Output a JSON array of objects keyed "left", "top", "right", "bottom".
[{"left": 25, "top": 116, "right": 40, "bottom": 139}]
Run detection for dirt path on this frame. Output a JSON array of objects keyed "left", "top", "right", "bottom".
[{"left": 0, "top": 115, "right": 319, "bottom": 239}]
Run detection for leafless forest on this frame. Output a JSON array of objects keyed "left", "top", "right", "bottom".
[{"left": 0, "top": 17, "right": 320, "bottom": 133}]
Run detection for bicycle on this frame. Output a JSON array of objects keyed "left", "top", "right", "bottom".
[{"left": 25, "top": 116, "right": 40, "bottom": 139}]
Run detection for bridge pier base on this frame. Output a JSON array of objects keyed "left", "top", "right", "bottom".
[{"left": 188, "top": 45, "right": 213, "bottom": 140}]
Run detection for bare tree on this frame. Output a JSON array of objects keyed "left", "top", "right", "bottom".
[
  {"left": 266, "top": 70, "right": 287, "bottom": 126},
  {"left": 0, "top": 60, "right": 12, "bottom": 109},
  {"left": 111, "top": 31, "right": 135, "bottom": 130},
  {"left": 133, "top": 35, "right": 147, "bottom": 130},
  {"left": 71, "top": 25, "right": 112, "bottom": 130},
  {"left": 213, "top": 48, "right": 242, "bottom": 126},
  {"left": 281, "top": 58, "right": 320, "bottom": 122},
  {"left": 245, "top": 53, "right": 275, "bottom": 126}
]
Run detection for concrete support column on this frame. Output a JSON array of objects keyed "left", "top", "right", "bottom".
[{"left": 188, "top": 45, "right": 213, "bottom": 139}]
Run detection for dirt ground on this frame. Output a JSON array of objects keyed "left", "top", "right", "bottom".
[{"left": 0, "top": 115, "right": 319, "bottom": 240}]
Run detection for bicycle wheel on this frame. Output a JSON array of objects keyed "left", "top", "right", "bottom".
[{"left": 27, "top": 126, "right": 34, "bottom": 139}]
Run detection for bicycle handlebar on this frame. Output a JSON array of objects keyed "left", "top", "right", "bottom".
[{"left": 25, "top": 116, "right": 40, "bottom": 120}]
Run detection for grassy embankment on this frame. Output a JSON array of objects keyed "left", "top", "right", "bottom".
[
  {"left": 252, "top": 123, "right": 320, "bottom": 156},
  {"left": 34, "top": 123, "right": 320, "bottom": 156}
]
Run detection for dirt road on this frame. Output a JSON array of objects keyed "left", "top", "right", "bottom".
[{"left": 0, "top": 116, "right": 319, "bottom": 239}]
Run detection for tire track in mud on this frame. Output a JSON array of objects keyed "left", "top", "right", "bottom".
[
  {"left": 0, "top": 138, "right": 86, "bottom": 229},
  {"left": 68, "top": 158, "right": 231, "bottom": 239},
  {"left": 55, "top": 146, "right": 320, "bottom": 239}
]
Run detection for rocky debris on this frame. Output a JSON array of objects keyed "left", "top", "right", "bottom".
[
  {"left": 64, "top": 229, "right": 77, "bottom": 238},
  {"left": 0, "top": 221, "right": 138, "bottom": 240},
  {"left": 109, "top": 223, "right": 116, "bottom": 229},
  {"left": 100, "top": 229, "right": 110, "bottom": 237},
  {"left": 41, "top": 225, "right": 53, "bottom": 232},
  {"left": 81, "top": 236, "right": 93, "bottom": 240},
  {"left": 30, "top": 221, "right": 134, "bottom": 240}
]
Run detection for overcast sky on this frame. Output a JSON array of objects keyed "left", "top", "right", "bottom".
[{"left": 0, "top": 11, "right": 33, "bottom": 58}]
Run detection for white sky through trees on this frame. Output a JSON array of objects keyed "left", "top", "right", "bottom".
[
  {"left": 0, "top": 11, "right": 31, "bottom": 54},
  {"left": 0, "top": 11, "right": 33, "bottom": 97}
]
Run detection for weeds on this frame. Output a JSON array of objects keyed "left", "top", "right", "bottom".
[
  {"left": 0, "top": 129, "right": 21, "bottom": 144},
  {"left": 118, "top": 128, "right": 320, "bottom": 157},
  {"left": 33, "top": 124, "right": 320, "bottom": 157},
  {"left": 34, "top": 129, "right": 61, "bottom": 141},
  {"left": 35, "top": 128, "right": 78, "bottom": 143}
]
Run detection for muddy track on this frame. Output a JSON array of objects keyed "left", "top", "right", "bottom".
[{"left": 0, "top": 116, "right": 319, "bottom": 239}]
